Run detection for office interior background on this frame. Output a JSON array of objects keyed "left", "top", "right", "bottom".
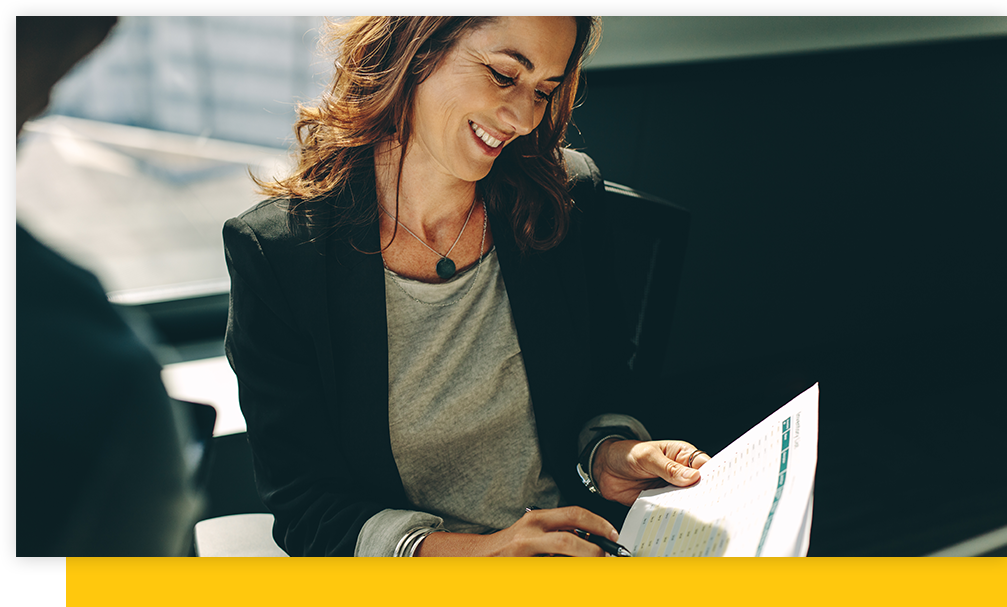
[{"left": 15, "top": 17, "right": 1007, "bottom": 556}]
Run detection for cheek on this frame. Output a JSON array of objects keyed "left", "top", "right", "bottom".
[
  {"left": 414, "top": 78, "right": 461, "bottom": 129},
  {"left": 533, "top": 105, "right": 550, "bottom": 131}
]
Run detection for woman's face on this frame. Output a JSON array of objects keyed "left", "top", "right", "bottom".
[{"left": 406, "top": 16, "right": 578, "bottom": 184}]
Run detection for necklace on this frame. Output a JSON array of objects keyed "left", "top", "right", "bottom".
[
  {"left": 384, "top": 200, "right": 488, "bottom": 308},
  {"left": 379, "top": 197, "right": 478, "bottom": 279}
]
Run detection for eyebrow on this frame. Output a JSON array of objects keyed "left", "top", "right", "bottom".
[{"left": 495, "top": 48, "right": 566, "bottom": 82}]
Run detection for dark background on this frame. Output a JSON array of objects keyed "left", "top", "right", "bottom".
[{"left": 569, "top": 36, "right": 1007, "bottom": 555}]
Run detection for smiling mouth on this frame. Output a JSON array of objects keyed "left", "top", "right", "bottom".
[{"left": 469, "top": 121, "right": 503, "bottom": 148}]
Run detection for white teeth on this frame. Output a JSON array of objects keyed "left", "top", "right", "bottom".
[{"left": 470, "top": 122, "right": 502, "bottom": 148}]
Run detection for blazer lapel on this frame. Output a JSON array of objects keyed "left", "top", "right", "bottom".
[
  {"left": 492, "top": 210, "right": 589, "bottom": 471},
  {"left": 324, "top": 195, "right": 407, "bottom": 503}
]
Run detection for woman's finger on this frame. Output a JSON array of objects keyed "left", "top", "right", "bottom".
[
  {"left": 529, "top": 531, "right": 606, "bottom": 557},
  {"left": 686, "top": 449, "right": 711, "bottom": 469},
  {"left": 664, "top": 441, "right": 711, "bottom": 469},
  {"left": 523, "top": 506, "right": 619, "bottom": 541},
  {"left": 636, "top": 441, "right": 701, "bottom": 486}
]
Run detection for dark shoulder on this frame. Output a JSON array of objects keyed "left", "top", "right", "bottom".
[
  {"left": 222, "top": 198, "right": 328, "bottom": 289},
  {"left": 228, "top": 198, "right": 295, "bottom": 243},
  {"left": 562, "top": 148, "right": 605, "bottom": 215},
  {"left": 225, "top": 196, "right": 332, "bottom": 257},
  {"left": 563, "top": 148, "right": 603, "bottom": 190}
]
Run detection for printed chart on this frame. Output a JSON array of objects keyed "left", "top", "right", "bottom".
[{"left": 619, "top": 384, "right": 818, "bottom": 557}]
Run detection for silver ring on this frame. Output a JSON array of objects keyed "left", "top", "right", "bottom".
[{"left": 687, "top": 450, "right": 708, "bottom": 468}]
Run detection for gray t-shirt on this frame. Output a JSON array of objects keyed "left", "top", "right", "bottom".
[{"left": 355, "top": 248, "right": 648, "bottom": 556}]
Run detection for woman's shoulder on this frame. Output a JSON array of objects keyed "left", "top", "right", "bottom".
[
  {"left": 222, "top": 197, "right": 332, "bottom": 273},
  {"left": 561, "top": 148, "right": 605, "bottom": 213},
  {"left": 227, "top": 198, "right": 294, "bottom": 240},
  {"left": 225, "top": 197, "right": 329, "bottom": 251},
  {"left": 562, "top": 148, "right": 603, "bottom": 190}
]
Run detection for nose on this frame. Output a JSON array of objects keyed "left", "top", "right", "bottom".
[{"left": 499, "top": 93, "right": 538, "bottom": 137}]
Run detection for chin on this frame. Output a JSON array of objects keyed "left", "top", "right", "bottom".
[
  {"left": 458, "top": 161, "right": 494, "bottom": 184},
  {"left": 472, "top": 166, "right": 494, "bottom": 182}
]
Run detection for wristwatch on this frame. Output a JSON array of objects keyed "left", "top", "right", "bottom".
[{"left": 576, "top": 426, "right": 634, "bottom": 494}]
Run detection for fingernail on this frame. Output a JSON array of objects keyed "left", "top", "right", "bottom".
[
  {"left": 609, "top": 529, "right": 620, "bottom": 541},
  {"left": 682, "top": 469, "right": 698, "bottom": 480}
]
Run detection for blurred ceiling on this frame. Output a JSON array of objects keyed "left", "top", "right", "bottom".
[{"left": 587, "top": 16, "right": 1007, "bottom": 70}]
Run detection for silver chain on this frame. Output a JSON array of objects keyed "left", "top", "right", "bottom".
[
  {"left": 378, "top": 197, "right": 477, "bottom": 263},
  {"left": 383, "top": 200, "right": 488, "bottom": 308}
]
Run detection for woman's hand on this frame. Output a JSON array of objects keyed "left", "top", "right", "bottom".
[
  {"left": 416, "top": 506, "right": 618, "bottom": 556},
  {"left": 592, "top": 439, "right": 711, "bottom": 506}
]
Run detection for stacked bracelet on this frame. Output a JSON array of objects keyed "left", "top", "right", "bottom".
[{"left": 393, "top": 527, "right": 447, "bottom": 557}]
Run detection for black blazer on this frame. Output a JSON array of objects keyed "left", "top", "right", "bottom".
[{"left": 224, "top": 149, "right": 638, "bottom": 556}]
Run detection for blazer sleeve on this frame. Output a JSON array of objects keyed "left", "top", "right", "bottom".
[
  {"left": 223, "top": 214, "right": 392, "bottom": 556},
  {"left": 541, "top": 150, "right": 654, "bottom": 520},
  {"left": 567, "top": 150, "right": 647, "bottom": 422}
]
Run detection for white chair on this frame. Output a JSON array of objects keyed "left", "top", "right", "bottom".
[{"left": 193, "top": 513, "right": 288, "bottom": 557}]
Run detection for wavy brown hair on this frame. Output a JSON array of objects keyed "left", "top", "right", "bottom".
[{"left": 254, "top": 16, "right": 600, "bottom": 253}]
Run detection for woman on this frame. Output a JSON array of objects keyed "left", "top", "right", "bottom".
[{"left": 224, "top": 16, "right": 709, "bottom": 557}]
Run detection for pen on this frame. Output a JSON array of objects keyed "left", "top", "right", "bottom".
[
  {"left": 570, "top": 528, "right": 633, "bottom": 557},
  {"left": 525, "top": 507, "right": 633, "bottom": 557}
]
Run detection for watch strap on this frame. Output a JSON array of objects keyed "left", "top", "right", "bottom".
[{"left": 576, "top": 425, "right": 635, "bottom": 493}]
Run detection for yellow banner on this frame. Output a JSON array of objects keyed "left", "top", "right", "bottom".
[{"left": 67, "top": 558, "right": 1005, "bottom": 607}]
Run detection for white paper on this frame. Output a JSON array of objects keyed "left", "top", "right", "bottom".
[{"left": 619, "top": 383, "right": 819, "bottom": 557}]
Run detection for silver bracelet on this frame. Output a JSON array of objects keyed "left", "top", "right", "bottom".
[
  {"left": 588, "top": 434, "right": 628, "bottom": 484},
  {"left": 576, "top": 434, "right": 628, "bottom": 493},
  {"left": 393, "top": 527, "right": 447, "bottom": 557}
]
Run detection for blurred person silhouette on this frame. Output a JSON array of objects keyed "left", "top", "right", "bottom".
[{"left": 16, "top": 16, "right": 203, "bottom": 556}]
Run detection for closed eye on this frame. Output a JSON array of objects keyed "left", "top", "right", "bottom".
[
  {"left": 488, "top": 66, "right": 515, "bottom": 87},
  {"left": 490, "top": 65, "right": 553, "bottom": 104}
]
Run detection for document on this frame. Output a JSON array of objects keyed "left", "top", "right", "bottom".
[{"left": 619, "top": 383, "right": 819, "bottom": 557}]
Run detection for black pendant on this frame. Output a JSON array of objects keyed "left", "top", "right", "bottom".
[{"left": 436, "top": 257, "right": 457, "bottom": 279}]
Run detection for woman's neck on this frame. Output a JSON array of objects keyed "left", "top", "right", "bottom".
[{"left": 374, "top": 138, "right": 478, "bottom": 235}]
